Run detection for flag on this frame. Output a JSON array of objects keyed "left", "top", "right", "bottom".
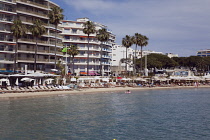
[{"left": 62, "top": 47, "right": 67, "bottom": 52}]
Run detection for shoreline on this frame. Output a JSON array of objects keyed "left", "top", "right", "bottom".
[{"left": 0, "top": 85, "right": 209, "bottom": 100}]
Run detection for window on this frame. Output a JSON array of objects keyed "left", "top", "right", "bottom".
[{"left": 72, "top": 29, "right": 77, "bottom": 33}]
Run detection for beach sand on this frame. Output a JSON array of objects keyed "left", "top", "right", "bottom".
[{"left": 0, "top": 85, "right": 209, "bottom": 100}]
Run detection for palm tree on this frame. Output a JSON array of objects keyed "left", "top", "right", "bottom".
[
  {"left": 30, "top": 19, "right": 46, "bottom": 72},
  {"left": 132, "top": 33, "right": 149, "bottom": 74},
  {"left": 83, "top": 21, "right": 96, "bottom": 76},
  {"left": 48, "top": 6, "right": 64, "bottom": 69},
  {"left": 67, "top": 45, "right": 79, "bottom": 75},
  {"left": 139, "top": 35, "right": 149, "bottom": 72},
  {"left": 96, "top": 28, "right": 110, "bottom": 75},
  {"left": 122, "top": 35, "right": 133, "bottom": 73},
  {"left": 11, "top": 19, "right": 26, "bottom": 73}
]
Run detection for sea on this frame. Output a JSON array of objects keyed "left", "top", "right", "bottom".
[{"left": 0, "top": 88, "right": 210, "bottom": 140}]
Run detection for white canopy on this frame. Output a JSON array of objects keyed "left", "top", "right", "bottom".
[
  {"left": 0, "top": 78, "right": 10, "bottom": 85},
  {"left": 135, "top": 77, "right": 147, "bottom": 82},
  {"left": 21, "top": 77, "right": 35, "bottom": 82},
  {"left": 70, "top": 78, "right": 77, "bottom": 82},
  {"left": 44, "top": 78, "right": 54, "bottom": 84},
  {"left": 102, "top": 78, "right": 109, "bottom": 82}
]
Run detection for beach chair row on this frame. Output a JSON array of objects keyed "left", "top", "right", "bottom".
[{"left": 0, "top": 86, "right": 72, "bottom": 93}]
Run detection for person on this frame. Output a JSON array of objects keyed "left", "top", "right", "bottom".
[{"left": 125, "top": 90, "right": 131, "bottom": 94}]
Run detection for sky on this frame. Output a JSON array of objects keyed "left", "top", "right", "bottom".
[{"left": 50, "top": 0, "right": 210, "bottom": 57}]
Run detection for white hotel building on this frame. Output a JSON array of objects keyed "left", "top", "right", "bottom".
[
  {"left": 111, "top": 45, "right": 134, "bottom": 75},
  {"left": 0, "top": 0, "right": 63, "bottom": 73},
  {"left": 60, "top": 18, "right": 116, "bottom": 76}
]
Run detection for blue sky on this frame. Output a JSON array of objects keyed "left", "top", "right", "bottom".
[{"left": 51, "top": 0, "right": 210, "bottom": 57}]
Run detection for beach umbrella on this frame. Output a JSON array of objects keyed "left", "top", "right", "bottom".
[
  {"left": 63, "top": 78, "right": 66, "bottom": 85},
  {"left": 44, "top": 78, "right": 54, "bottom": 84},
  {"left": 21, "top": 78, "right": 34, "bottom": 82},
  {"left": 39, "top": 79, "right": 42, "bottom": 85},
  {"left": 102, "top": 78, "right": 109, "bottom": 82},
  {"left": 70, "top": 78, "right": 77, "bottom": 82},
  {"left": 0, "top": 78, "right": 9, "bottom": 82},
  {"left": 15, "top": 78, "right": 19, "bottom": 85},
  {"left": 0, "top": 78, "right": 10, "bottom": 86}
]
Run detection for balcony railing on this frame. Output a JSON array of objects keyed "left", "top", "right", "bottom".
[
  {"left": 49, "top": 24, "right": 62, "bottom": 30},
  {"left": 0, "top": 37, "right": 14, "bottom": 42},
  {"left": 16, "top": 0, "right": 48, "bottom": 9},
  {"left": 17, "top": 8, "right": 48, "bottom": 18},
  {"left": 2, "top": 0, "right": 16, "bottom": 3},
  {"left": 0, "top": 7, "right": 16, "bottom": 13},
  {"left": 18, "top": 38, "right": 63, "bottom": 47},
  {"left": 0, "top": 27, "right": 11, "bottom": 32},
  {"left": 0, "top": 58, "right": 14, "bottom": 61},
  {"left": 0, "top": 47, "right": 14, "bottom": 51},
  {"left": 0, "top": 17, "right": 14, "bottom": 22}
]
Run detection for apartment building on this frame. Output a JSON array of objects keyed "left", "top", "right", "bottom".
[
  {"left": 197, "top": 49, "right": 210, "bottom": 57},
  {"left": 60, "top": 18, "right": 115, "bottom": 76},
  {"left": 111, "top": 45, "right": 133, "bottom": 75},
  {"left": 0, "top": 0, "right": 63, "bottom": 73}
]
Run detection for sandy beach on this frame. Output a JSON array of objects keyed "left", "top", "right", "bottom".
[{"left": 0, "top": 85, "right": 210, "bottom": 100}]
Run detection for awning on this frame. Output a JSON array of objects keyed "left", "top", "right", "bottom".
[{"left": 80, "top": 72, "right": 87, "bottom": 75}]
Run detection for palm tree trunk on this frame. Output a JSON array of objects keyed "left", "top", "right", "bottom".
[
  {"left": 34, "top": 37, "right": 38, "bottom": 72},
  {"left": 134, "top": 44, "right": 137, "bottom": 75},
  {"left": 72, "top": 56, "right": 75, "bottom": 75},
  {"left": 70, "top": 55, "right": 73, "bottom": 75},
  {"left": 87, "top": 34, "right": 90, "bottom": 76},
  {"left": 54, "top": 25, "right": 57, "bottom": 69},
  {"left": 14, "top": 38, "right": 18, "bottom": 74},
  {"left": 100, "top": 43, "right": 102, "bottom": 75},
  {"left": 141, "top": 46, "right": 143, "bottom": 72},
  {"left": 126, "top": 47, "right": 128, "bottom": 73}
]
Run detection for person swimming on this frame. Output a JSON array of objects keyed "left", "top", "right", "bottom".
[{"left": 125, "top": 90, "right": 131, "bottom": 94}]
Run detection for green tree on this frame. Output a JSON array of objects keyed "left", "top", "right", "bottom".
[
  {"left": 138, "top": 54, "right": 178, "bottom": 69},
  {"left": 96, "top": 28, "right": 110, "bottom": 75},
  {"left": 11, "top": 19, "right": 27, "bottom": 73},
  {"left": 48, "top": 6, "right": 64, "bottom": 69},
  {"left": 132, "top": 33, "right": 149, "bottom": 73},
  {"left": 83, "top": 21, "right": 96, "bottom": 76},
  {"left": 172, "top": 57, "right": 188, "bottom": 68},
  {"left": 67, "top": 45, "right": 79, "bottom": 75},
  {"left": 30, "top": 19, "right": 46, "bottom": 72},
  {"left": 122, "top": 35, "right": 133, "bottom": 73}
]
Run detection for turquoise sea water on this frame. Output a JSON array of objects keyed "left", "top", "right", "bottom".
[{"left": 0, "top": 88, "right": 210, "bottom": 140}]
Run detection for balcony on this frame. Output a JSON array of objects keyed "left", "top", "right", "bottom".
[
  {"left": 63, "top": 38, "right": 100, "bottom": 45},
  {"left": 17, "top": 8, "right": 48, "bottom": 19},
  {"left": 1, "top": 0, "right": 16, "bottom": 4},
  {"left": 17, "top": 57, "right": 55, "bottom": 63},
  {"left": 48, "top": 24, "right": 62, "bottom": 31},
  {"left": 0, "top": 27, "right": 11, "bottom": 33},
  {"left": 18, "top": 38, "right": 63, "bottom": 47},
  {"left": 0, "top": 47, "right": 14, "bottom": 52},
  {"left": 0, "top": 58, "right": 14, "bottom": 64},
  {"left": 0, "top": 7, "right": 16, "bottom": 13},
  {"left": 0, "top": 37, "right": 15, "bottom": 43},
  {"left": 16, "top": 0, "right": 48, "bottom": 9},
  {"left": 0, "top": 17, "right": 14, "bottom": 23},
  {"left": 48, "top": 33, "right": 63, "bottom": 39}
]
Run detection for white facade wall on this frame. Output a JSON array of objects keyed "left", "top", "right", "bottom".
[
  {"left": 111, "top": 45, "right": 134, "bottom": 74},
  {"left": 60, "top": 18, "right": 115, "bottom": 76}
]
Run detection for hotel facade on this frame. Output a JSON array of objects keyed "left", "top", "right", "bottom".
[
  {"left": 0, "top": 0, "right": 63, "bottom": 73},
  {"left": 60, "top": 18, "right": 115, "bottom": 76},
  {"left": 197, "top": 49, "right": 210, "bottom": 57}
]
